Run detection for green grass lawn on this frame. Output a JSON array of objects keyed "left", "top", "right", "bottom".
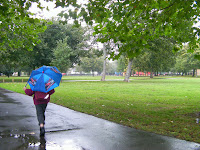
[{"left": 0, "top": 76, "right": 200, "bottom": 143}]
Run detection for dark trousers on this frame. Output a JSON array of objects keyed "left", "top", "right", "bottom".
[{"left": 35, "top": 104, "right": 47, "bottom": 126}]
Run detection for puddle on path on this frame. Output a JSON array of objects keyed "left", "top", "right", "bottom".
[
  {"left": 0, "top": 128, "right": 86, "bottom": 150},
  {"left": 0, "top": 131, "right": 39, "bottom": 150}
]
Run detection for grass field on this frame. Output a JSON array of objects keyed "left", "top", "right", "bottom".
[{"left": 0, "top": 76, "right": 200, "bottom": 143}]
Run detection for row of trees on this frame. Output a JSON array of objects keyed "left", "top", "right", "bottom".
[
  {"left": 0, "top": 21, "right": 116, "bottom": 77},
  {"left": 1, "top": 0, "right": 200, "bottom": 80},
  {"left": 1, "top": 20, "right": 200, "bottom": 79},
  {"left": 58, "top": 0, "right": 200, "bottom": 81},
  {"left": 117, "top": 42, "right": 200, "bottom": 78}
]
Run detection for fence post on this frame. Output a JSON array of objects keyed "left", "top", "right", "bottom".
[
  {"left": 12, "top": 79, "right": 14, "bottom": 82},
  {"left": 22, "top": 79, "right": 23, "bottom": 83},
  {"left": 3, "top": 79, "right": 4, "bottom": 83}
]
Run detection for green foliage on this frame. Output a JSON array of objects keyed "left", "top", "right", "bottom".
[
  {"left": 133, "top": 37, "right": 176, "bottom": 75},
  {"left": 0, "top": 42, "right": 30, "bottom": 76},
  {"left": 14, "top": 23, "right": 64, "bottom": 70},
  {"left": 80, "top": 49, "right": 103, "bottom": 74},
  {"left": 0, "top": 0, "right": 47, "bottom": 51},
  {"left": 15, "top": 22, "right": 88, "bottom": 71},
  {"left": 0, "top": 63, "right": 14, "bottom": 77},
  {"left": 49, "top": 24, "right": 91, "bottom": 72},
  {"left": 57, "top": 0, "right": 200, "bottom": 59},
  {"left": 106, "top": 61, "right": 117, "bottom": 75},
  {"left": 51, "top": 37, "right": 73, "bottom": 72},
  {"left": 172, "top": 45, "right": 200, "bottom": 74},
  {"left": 0, "top": 0, "right": 48, "bottom": 74},
  {"left": 117, "top": 55, "right": 128, "bottom": 72}
]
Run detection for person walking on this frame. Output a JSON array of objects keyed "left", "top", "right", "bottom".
[{"left": 23, "top": 87, "right": 55, "bottom": 136}]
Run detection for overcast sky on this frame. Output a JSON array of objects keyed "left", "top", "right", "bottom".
[
  {"left": 29, "top": 1, "right": 63, "bottom": 19},
  {"left": 29, "top": 0, "right": 88, "bottom": 19}
]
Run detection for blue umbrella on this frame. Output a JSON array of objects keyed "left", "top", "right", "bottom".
[{"left": 27, "top": 66, "right": 62, "bottom": 93}]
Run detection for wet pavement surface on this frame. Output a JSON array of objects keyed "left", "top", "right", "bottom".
[{"left": 1, "top": 88, "right": 200, "bottom": 150}]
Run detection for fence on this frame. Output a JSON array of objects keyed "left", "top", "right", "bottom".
[{"left": 0, "top": 79, "right": 29, "bottom": 83}]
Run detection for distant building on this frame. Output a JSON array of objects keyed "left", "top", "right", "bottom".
[{"left": 197, "top": 69, "right": 200, "bottom": 76}]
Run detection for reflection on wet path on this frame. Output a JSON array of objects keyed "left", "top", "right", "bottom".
[
  {"left": 0, "top": 88, "right": 39, "bottom": 150},
  {"left": 0, "top": 88, "right": 86, "bottom": 150},
  {"left": 0, "top": 127, "right": 84, "bottom": 150},
  {"left": 0, "top": 131, "right": 39, "bottom": 149}
]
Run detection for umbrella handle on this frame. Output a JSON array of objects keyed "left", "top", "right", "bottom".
[{"left": 25, "top": 82, "right": 28, "bottom": 87}]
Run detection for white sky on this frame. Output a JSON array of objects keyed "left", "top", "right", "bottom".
[
  {"left": 29, "top": 0, "right": 88, "bottom": 19},
  {"left": 29, "top": 1, "right": 64, "bottom": 19}
]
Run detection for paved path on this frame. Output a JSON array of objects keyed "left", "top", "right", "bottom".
[{"left": 0, "top": 88, "right": 200, "bottom": 150}]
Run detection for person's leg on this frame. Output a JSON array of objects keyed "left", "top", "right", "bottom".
[{"left": 35, "top": 104, "right": 47, "bottom": 136}]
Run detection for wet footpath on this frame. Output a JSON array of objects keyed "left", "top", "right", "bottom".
[{"left": 0, "top": 88, "right": 200, "bottom": 150}]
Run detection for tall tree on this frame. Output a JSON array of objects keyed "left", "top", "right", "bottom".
[
  {"left": 101, "top": 45, "right": 107, "bottom": 81},
  {"left": 172, "top": 45, "right": 200, "bottom": 76},
  {"left": 0, "top": 51, "right": 15, "bottom": 77},
  {"left": 79, "top": 49, "right": 103, "bottom": 75},
  {"left": 21, "top": 23, "right": 65, "bottom": 70},
  {"left": 21, "top": 22, "right": 88, "bottom": 70},
  {"left": 57, "top": 0, "right": 199, "bottom": 81},
  {"left": 51, "top": 37, "right": 75, "bottom": 72},
  {"left": 133, "top": 37, "right": 176, "bottom": 78},
  {"left": 100, "top": 42, "right": 113, "bottom": 81}
]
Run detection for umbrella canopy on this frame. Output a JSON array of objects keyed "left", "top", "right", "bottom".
[{"left": 28, "top": 66, "right": 62, "bottom": 93}]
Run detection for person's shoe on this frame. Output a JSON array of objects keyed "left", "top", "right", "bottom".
[
  {"left": 39, "top": 136, "right": 46, "bottom": 150},
  {"left": 40, "top": 127, "right": 45, "bottom": 136}
]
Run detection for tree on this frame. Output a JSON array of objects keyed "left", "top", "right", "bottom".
[
  {"left": 172, "top": 45, "right": 200, "bottom": 76},
  {"left": 133, "top": 37, "right": 176, "bottom": 78},
  {"left": 79, "top": 49, "right": 103, "bottom": 75},
  {"left": 117, "top": 55, "right": 128, "bottom": 73},
  {"left": 0, "top": 40, "right": 29, "bottom": 77},
  {"left": 21, "top": 22, "right": 88, "bottom": 71},
  {"left": 0, "top": 51, "right": 15, "bottom": 77},
  {"left": 20, "top": 22, "right": 65, "bottom": 70},
  {"left": 1, "top": 0, "right": 47, "bottom": 51},
  {"left": 101, "top": 45, "right": 107, "bottom": 81},
  {"left": 101, "top": 42, "right": 112, "bottom": 81},
  {"left": 107, "top": 61, "right": 117, "bottom": 75},
  {"left": 51, "top": 37, "right": 74, "bottom": 72},
  {"left": 57, "top": 0, "right": 200, "bottom": 81}
]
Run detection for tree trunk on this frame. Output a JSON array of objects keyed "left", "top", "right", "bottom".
[
  {"left": 150, "top": 68, "right": 153, "bottom": 78},
  {"left": 150, "top": 72, "right": 153, "bottom": 78},
  {"left": 18, "top": 71, "right": 21, "bottom": 76},
  {"left": 101, "top": 47, "right": 107, "bottom": 81},
  {"left": 196, "top": 69, "right": 198, "bottom": 77},
  {"left": 124, "top": 58, "right": 133, "bottom": 82},
  {"left": 92, "top": 71, "right": 94, "bottom": 77},
  {"left": 193, "top": 69, "right": 195, "bottom": 77}
]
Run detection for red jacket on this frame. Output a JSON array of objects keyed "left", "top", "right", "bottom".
[{"left": 25, "top": 89, "right": 55, "bottom": 105}]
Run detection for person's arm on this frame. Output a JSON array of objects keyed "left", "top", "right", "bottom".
[
  {"left": 48, "top": 89, "right": 55, "bottom": 95},
  {"left": 23, "top": 87, "right": 34, "bottom": 96}
]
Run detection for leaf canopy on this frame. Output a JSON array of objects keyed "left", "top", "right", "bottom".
[
  {"left": 57, "top": 0, "right": 200, "bottom": 58},
  {"left": 1, "top": 0, "right": 48, "bottom": 51}
]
